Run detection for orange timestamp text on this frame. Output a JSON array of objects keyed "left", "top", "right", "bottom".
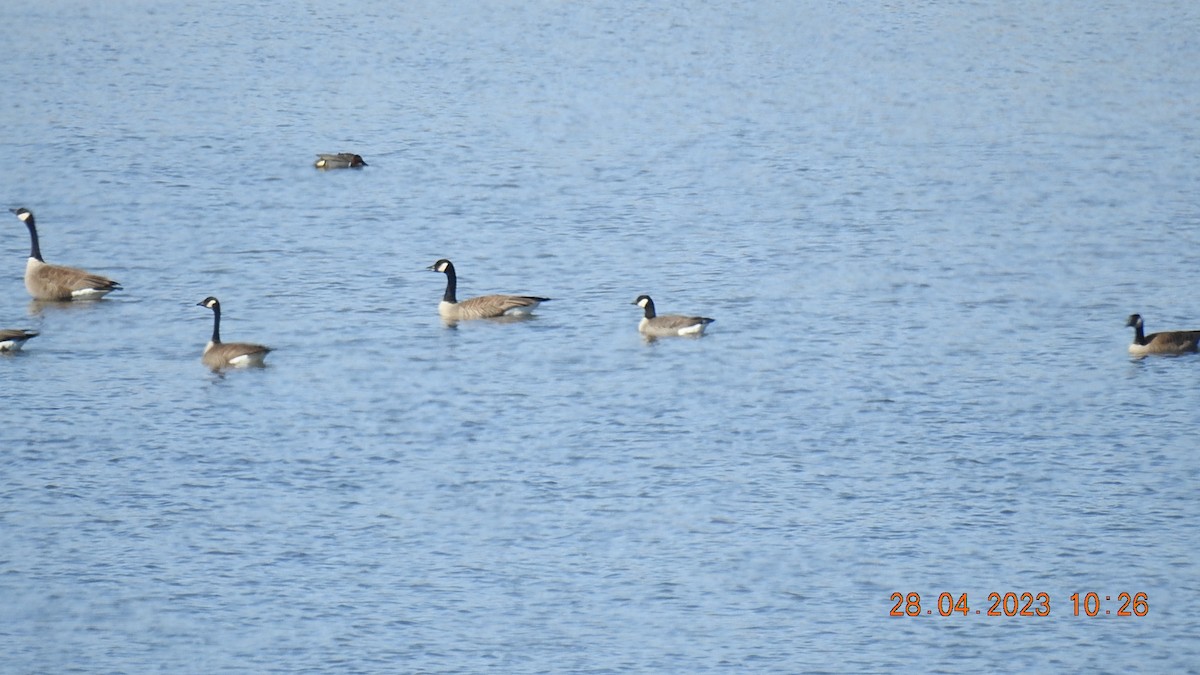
[{"left": 889, "top": 592, "right": 1148, "bottom": 617}]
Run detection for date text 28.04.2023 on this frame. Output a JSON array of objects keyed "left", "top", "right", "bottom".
[{"left": 889, "top": 592, "right": 1148, "bottom": 617}]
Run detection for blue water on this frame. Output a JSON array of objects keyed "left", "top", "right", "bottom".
[{"left": 3, "top": 1, "right": 1199, "bottom": 672}]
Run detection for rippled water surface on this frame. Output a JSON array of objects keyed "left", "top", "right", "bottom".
[{"left": 3, "top": 1, "right": 1200, "bottom": 672}]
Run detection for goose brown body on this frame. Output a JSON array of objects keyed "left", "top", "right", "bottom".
[
  {"left": 11, "top": 208, "right": 121, "bottom": 301},
  {"left": 1126, "top": 314, "right": 1200, "bottom": 356},
  {"left": 0, "top": 329, "right": 38, "bottom": 352}
]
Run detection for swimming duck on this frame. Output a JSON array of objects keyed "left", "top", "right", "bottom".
[{"left": 314, "top": 153, "right": 367, "bottom": 169}]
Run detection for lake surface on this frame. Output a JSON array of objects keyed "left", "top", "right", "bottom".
[{"left": 3, "top": 1, "right": 1199, "bottom": 672}]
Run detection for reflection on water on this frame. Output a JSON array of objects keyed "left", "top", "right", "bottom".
[{"left": 25, "top": 297, "right": 112, "bottom": 317}]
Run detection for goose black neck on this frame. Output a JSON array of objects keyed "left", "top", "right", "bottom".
[
  {"left": 441, "top": 263, "right": 458, "bottom": 304},
  {"left": 210, "top": 305, "right": 222, "bottom": 344},
  {"left": 642, "top": 299, "right": 657, "bottom": 319},
  {"left": 24, "top": 218, "right": 44, "bottom": 262},
  {"left": 1132, "top": 322, "right": 1146, "bottom": 345}
]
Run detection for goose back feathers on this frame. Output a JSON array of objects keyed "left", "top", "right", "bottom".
[{"left": 0, "top": 329, "right": 38, "bottom": 352}]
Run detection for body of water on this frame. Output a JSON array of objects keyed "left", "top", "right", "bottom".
[{"left": 3, "top": 1, "right": 1199, "bottom": 672}]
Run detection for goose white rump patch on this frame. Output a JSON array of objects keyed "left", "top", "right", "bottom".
[
  {"left": 71, "top": 287, "right": 114, "bottom": 300},
  {"left": 228, "top": 352, "right": 268, "bottom": 367}
]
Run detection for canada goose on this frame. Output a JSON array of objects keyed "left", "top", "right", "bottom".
[
  {"left": 427, "top": 259, "right": 551, "bottom": 322},
  {"left": 197, "top": 297, "right": 272, "bottom": 370},
  {"left": 0, "top": 329, "right": 38, "bottom": 352},
  {"left": 10, "top": 208, "right": 122, "bottom": 301},
  {"left": 1126, "top": 314, "right": 1200, "bottom": 356},
  {"left": 314, "top": 153, "right": 367, "bottom": 169},
  {"left": 632, "top": 295, "right": 714, "bottom": 337}
]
